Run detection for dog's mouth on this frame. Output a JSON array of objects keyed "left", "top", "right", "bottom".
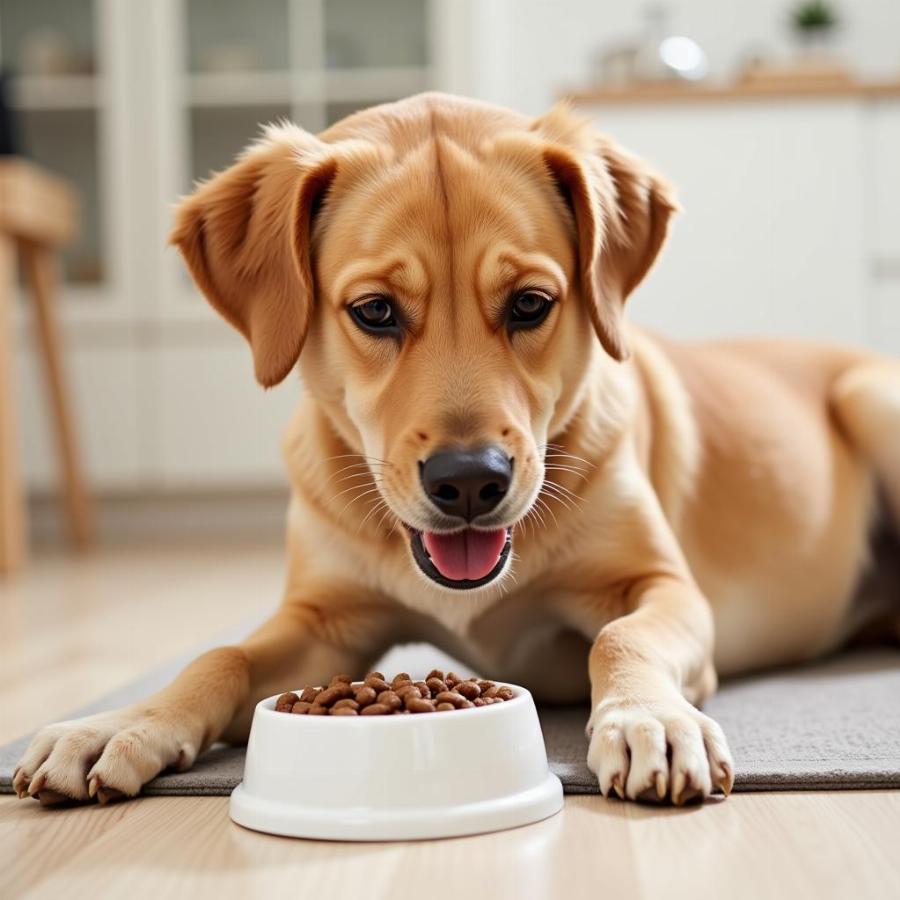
[{"left": 406, "top": 525, "right": 513, "bottom": 590}]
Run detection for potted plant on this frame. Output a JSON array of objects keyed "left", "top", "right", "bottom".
[{"left": 790, "top": 1, "right": 840, "bottom": 57}]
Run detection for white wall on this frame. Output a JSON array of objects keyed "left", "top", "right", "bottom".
[{"left": 462, "top": 0, "right": 900, "bottom": 115}]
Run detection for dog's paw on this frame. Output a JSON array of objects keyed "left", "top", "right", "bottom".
[
  {"left": 12, "top": 708, "right": 200, "bottom": 807},
  {"left": 586, "top": 695, "right": 734, "bottom": 805}
]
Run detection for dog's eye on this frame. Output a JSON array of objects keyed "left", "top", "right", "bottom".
[
  {"left": 350, "top": 295, "right": 398, "bottom": 334},
  {"left": 508, "top": 290, "right": 554, "bottom": 331}
]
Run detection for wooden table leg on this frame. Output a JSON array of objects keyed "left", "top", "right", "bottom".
[
  {"left": 0, "top": 235, "right": 26, "bottom": 573},
  {"left": 21, "top": 241, "right": 93, "bottom": 551}
]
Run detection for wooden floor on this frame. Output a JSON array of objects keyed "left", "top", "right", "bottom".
[{"left": 2, "top": 542, "right": 899, "bottom": 900}]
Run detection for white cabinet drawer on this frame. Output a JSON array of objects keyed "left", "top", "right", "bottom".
[
  {"left": 870, "top": 99, "right": 900, "bottom": 261},
  {"left": 152, "top": 336, "right": 299, "bottom": 488},
  {"left": 17, "top": 341, "right": 143, "bottom": 492},
  {"left": 574, "top": 101, "right": 869, "bottom": 344}
]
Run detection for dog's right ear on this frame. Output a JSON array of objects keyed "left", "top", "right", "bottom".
[{"left": 170, "top": 125, "right": 337, "bottom": 388}]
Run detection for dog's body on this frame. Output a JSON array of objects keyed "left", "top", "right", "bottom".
[{"left": 14, "top": 93, "right": 900, "bottom": 807}]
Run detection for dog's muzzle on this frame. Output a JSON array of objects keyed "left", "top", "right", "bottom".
[{"left": 406, "top": 445, "right": 514, "bottom": 589}]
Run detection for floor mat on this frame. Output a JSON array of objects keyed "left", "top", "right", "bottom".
[{"left": 3, "top": 632, "right": 898, "bottom": 796}]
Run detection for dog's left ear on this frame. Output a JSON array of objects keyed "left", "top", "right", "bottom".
[{"left": 540, "top": 134, "right": 678, "bottom": 361}]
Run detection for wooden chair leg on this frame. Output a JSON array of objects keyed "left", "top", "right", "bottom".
[
  {"left": 21, "top": 241, "right": 94, "bottom": 551},
  {"left": 0, "top": 235, "right": 26, "bottom": 573}
]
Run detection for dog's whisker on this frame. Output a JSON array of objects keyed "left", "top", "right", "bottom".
[
  {"left": 328, "top": 481, "right": 378, "bottom": 504},
  {"left": 357, "top": 499, "right": 391, "bottom": 534},
  {"left": 543, "top": 464, "right": 589, "bottom": 482},
  {"left": 324, "top": 461, "right": 388, "bottom": 485},
  {"left": 323, "top": 453, "right": 391, "bottom": 464},
  {"left": 534, "top": 495, "right": 559, "bottom": 528},
  {"left": 374, "top": 503, "right": 398, "bottom": 534},
  {"left": 543, "top": 478, "right": 584, "bottom": 503},
  {"left": 331, "top": 469, "right": 385, "bottom": 487},
  {"left": 541, "top": 485, "right": 579, "bottom": 513},
  {"left": 525, "top": 503, "right": 547, "bottom": 532},
  {"left": 334, "top": 486, "right": 384, "bottom": 522},
  {"left": 542, "top": 446, "right": 595, "bottom": 468}
]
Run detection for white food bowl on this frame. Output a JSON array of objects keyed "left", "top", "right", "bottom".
[{"left": 230, "top": 682, "right": 563, "bottom": 841}]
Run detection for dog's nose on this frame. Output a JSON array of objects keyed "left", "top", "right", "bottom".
[{"left": 420, "top": 446, "right": 512, "bottom": 521}]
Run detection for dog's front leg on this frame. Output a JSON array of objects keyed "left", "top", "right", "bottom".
[
  {"left": 586, "top": 574, "right": 734, "bottom": 805},
  {"left": 13, "top": 590, "right": 398, "bottom": 805}
]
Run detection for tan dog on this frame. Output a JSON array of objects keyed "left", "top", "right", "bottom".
[{"left": 14, "top": 93, "right": 900, "bottom": 807}]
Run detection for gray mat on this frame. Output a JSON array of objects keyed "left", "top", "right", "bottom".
[{"left": 2, "top": 624, "right": 899, "bottom": 796}]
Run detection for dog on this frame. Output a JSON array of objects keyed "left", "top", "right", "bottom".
[{"left": 14, "top": 92, "right": 900, "bottom": 807}]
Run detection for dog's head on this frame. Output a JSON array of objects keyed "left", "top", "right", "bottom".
[{"left": 171, "top": 93, "right": 676, "bottom": 592}]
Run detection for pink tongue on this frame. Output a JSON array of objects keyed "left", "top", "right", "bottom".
[{"left": 422, "top": 529, "right": 507, "bottom": 581}]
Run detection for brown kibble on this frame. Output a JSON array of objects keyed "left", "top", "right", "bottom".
[
  {"left": 377, "top": 690, "right": 402, "bottom": 711},
  {"left": 396, "top": 683, "right": 421, "bottom": 700},
  {"left": 332, "top": 698, "right": 360, "bottom": 712},
  {"left": 354, "top": 685, "right": 377, "bottom": 707},
  {"left": 314, "top": 685, "right": 352, "bottom": 707},
  {"left": 406, "top": 697, "right": 436, "bottom": 713},
  {"left": 435, "top": 690, "right": 466, "bottom": 708},
  {"left": 275, "top": 691, "right": 299, "bottom": 712},
  {"left": 364, "top": 674, "right": 390, "bottom": 692},
  {"left": 277, "top": 670, "right": 513, "bottom": 716}
]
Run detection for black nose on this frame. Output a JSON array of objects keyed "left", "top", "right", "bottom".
[{"left": 420, "top": 446, "right": 512, "bottom": 521}]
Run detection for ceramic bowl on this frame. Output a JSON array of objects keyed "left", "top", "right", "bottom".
[{"left": 230, "top": 682, "right": 563, "bottom": 840}]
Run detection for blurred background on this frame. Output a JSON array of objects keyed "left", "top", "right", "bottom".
[{"left": 1, "top": 0, "right": 898, "bottom": 559}]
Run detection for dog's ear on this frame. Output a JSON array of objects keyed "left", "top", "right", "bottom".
[
  {"left": 540, "top": 133, "right": 678, "bottom": 361},
  {"left": 170, "top": 125, "right": 337, "bottom": 387}
]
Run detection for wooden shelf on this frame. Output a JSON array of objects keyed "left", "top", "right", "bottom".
[{"left": 564, "top": 78, "right": 900, "bottom": 106}]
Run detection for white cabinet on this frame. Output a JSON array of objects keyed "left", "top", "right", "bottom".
[
  {"left": 1, "top": 0, "right": 445, "bottom": 491},
  {"left": 573, "top": 93, "right": 899, "bottom": 357}
]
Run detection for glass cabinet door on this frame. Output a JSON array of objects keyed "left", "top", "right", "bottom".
[
  {"left": 184, "top": 0, "right": 292, "bottom": 187},
  {"left": 0, "top": 0, "right": 105, "bottom": 288}
]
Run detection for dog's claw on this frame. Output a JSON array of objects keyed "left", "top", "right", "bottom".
[
  {"left": 655, "top": 770, "right": 666, "bottom": 799},
  {"left": 27, "top": 771, "right": 46, "bottom": 797},
  {"left": 611, "top": 774, "right": 625, "bottom": 800},
  {"left": 714, "top": 762, "right": 734, "bottom": 797}
]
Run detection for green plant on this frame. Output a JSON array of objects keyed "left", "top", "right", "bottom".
[{"left": 791, "top": 0, "right": 839, "bottom": 31}]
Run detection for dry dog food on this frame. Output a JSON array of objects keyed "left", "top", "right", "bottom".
[{"left": 274, "top": 670, "right": 515, "bottom": 716}]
